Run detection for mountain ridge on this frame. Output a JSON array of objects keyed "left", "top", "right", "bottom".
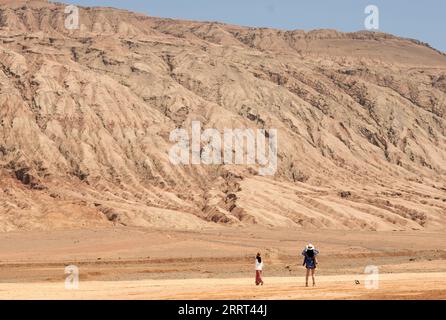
[{"left": 0, "top": 0, "right": 445, "bottom": 232}]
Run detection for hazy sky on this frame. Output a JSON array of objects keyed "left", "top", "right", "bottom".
[{"left": 65, "top": 0, "right": 446, "bottom": 52}]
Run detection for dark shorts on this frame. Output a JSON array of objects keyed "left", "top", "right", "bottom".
[{"left": 306, "top": 266, "right": 316, "bottom": 270}]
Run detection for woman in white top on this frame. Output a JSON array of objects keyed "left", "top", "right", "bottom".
[{"left": 255, "top": 252, "right": 264, "bottom": 286}]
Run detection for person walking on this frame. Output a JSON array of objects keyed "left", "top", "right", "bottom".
[
  {"left": 302, "top": 243, "right": 319, "bottom": 287},
  {"left": 255, "top": 252, "right": 264, "bottom": 286}
]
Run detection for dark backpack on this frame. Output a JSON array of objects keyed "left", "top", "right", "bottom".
[{"left": 306, "top": 249, "right": 314, "bottom": 258}]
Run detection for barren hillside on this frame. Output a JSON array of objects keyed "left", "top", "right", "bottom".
[{"left": 0, "top": 0, "right": 445, "bottom": 232}]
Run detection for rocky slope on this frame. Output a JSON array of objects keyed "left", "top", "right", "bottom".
[{"left": 0, "top": 0, "right": 445, "bottom": 232}]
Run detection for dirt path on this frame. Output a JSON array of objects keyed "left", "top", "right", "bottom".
[{"left": 1, "top": 273, "right": 445, "bottom": 300}]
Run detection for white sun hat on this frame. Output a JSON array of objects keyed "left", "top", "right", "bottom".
[{"left": 306, "top": 243, "right": 315, "bottom": 250}]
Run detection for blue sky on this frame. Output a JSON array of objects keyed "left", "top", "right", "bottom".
[{"left": 65, "top": 0, "right": 446, "bottom": 52}]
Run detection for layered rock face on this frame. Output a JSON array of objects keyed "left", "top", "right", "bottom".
[{"left": 0, "top": 0, "right": 445, "bottom": 232}]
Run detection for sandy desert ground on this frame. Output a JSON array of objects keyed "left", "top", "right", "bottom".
[
  {"left": 0, "top": 226, "right": 445, "bottom": 299},
  {"left": 2, "top": 273, "right": 446, "bottom": 300}
]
